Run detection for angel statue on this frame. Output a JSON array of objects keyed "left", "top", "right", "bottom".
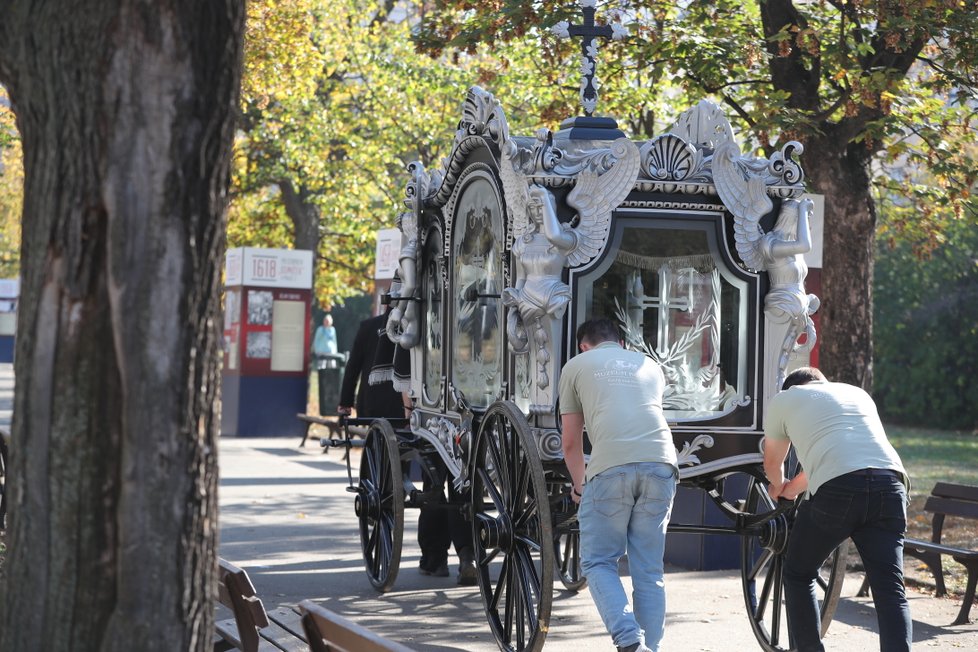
[
  {"left": 500, "top": 136, "right": 640, "bottom": 393},
  {"left": 713, "top": 139, "right": 818, "bottom": 388},
  {"left": 386, "top": 209, "right": 421, "bottom": 348}
]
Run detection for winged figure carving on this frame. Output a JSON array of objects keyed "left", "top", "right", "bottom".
[
  {"left": 562, "top": 138, "right": 641, "bottom": 266},
  {"left": 502, "top": 137, "right": 640, "bottom": 392},
  {"left": 712, "top": 140, "right": 772, "bottom": 272},
  {"left": 499, "top": 138, "right": 532, "bottom": 242}
]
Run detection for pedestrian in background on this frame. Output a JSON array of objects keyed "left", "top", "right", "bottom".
[
  {"left": 764, "top": 366, "right": 911, "bottom": 652},
  {"left": 559, "top": 318, "right": 678, "bottom": 652},
  {"left": 312, "top": 313, "right": 338, "bottom": 360}
]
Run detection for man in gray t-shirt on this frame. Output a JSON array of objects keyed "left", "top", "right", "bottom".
[
  {"left": 764, "top": 366, "right": 911, "bottom": 652},
  {"left": 559, "top": 318, "right": 677, "bottom": 652}
]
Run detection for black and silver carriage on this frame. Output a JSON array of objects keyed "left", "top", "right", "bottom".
[{"left": 336, "top": 76, "right": 845, "bottom": 651}]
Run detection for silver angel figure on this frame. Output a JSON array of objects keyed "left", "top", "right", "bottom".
[
  {"left": 760, "top": 197, "right": 820, "bottom": 381},
  {"left": 386, "top": 209, "right": 421, "bottom": 348},
  {"left": 500, "top": 137, "right": 640, "bottom": 393},
  {"left": 713, "top": 138, "right": 818, "bottom": 389},
  {"left": 502, "top": 185, "right": 575, "bottom": 388}
]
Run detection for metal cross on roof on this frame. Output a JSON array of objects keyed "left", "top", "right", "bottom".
[{"left": 552, "top": 0, "right": 627, "bottom": 117}]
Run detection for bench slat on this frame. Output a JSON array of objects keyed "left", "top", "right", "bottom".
[
  {"left": 299, "top": 600, "right": 414, "bottom": 652},
  {"left": 258, "top": 620, "right": 310, "bottom": 652},
  {"left": 905, "top": 538, "right": 978, "bottom": 560},
  {"left": 932, "top": 482, "right": 978, "bottom": 503},
  {"left": 923, "top": 496, "right": 978, "bottom": 521},
  {"left": 216, "top": 618, "right": 284, "bottom": 652},
  {"left": 267, "top": 607, "right": 307, "bottom": 642}
]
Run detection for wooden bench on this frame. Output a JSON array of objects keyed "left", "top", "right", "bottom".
[
  {"left": 858, "top": 481, "right": 978, "bottom": 625},
  {"left": 214, "top": 558, "right": 309, "bottom": 652},
  {"left": 298, "top": 600, "right": 414, "bottom": 652},
  {"left": 296, "top": 413, "right": 343, "bottom": 449}
]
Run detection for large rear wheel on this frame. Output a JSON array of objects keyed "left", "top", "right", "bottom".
[
  {"left": 355, "top": 419, "right": 404, "bottom": 592},
  {"left": 471, "top": 401, "right": 553, "bottom": 652},
  {"left": 740, "top": 474, "right": 847, "bottom": 651}
]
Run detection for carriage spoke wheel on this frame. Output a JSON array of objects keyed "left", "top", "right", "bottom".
[
  {"left": 740, "top": 475, "right": 848, "bottom": 651},
  {"left": 471, "top": 401, "right": 553, "bottom": 652},
  {"left": 355, "top": 419, "right": 403, "bottom": 592},
  {"left": 552, "top": 495, "right": 586, "bottom": 592}
]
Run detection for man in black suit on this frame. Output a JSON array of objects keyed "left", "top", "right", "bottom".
[
  {"left": 337, "top": 311, "right": 475, "bottom": 584},
  {"left": 337, "top": 312, "right": 403, "bottom": 419}
]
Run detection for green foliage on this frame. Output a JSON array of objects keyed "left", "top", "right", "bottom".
[
  {"left": 0, "top": 89, "right": 21, "bottom": 279},
  {"left": 874, "top": 210, "right": 978, "bottom": 431},
  {"left": 234, "top": 1, "right": 592, "bottom": 306},
  {"left": 415, "top": 0, "right": 978, "bottom": 387}
]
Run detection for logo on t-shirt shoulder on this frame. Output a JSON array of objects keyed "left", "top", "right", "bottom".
[{"left": 593, "top": 357, "right": 641, "bottom": 384}]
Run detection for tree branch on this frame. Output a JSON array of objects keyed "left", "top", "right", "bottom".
[{"left": 758, "top": 0, "right": 821, "bottom": 112}]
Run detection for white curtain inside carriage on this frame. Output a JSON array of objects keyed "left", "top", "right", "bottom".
[{"left": 576, "top": 221, "right": 750, "bottom": 421}]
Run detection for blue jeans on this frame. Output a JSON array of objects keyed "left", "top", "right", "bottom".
[
  {"left": 784, "top": 470, "right": 912, "bottom": 652},
  {"left": 579, "top": 462, "right": 677, "bottom": 651}
]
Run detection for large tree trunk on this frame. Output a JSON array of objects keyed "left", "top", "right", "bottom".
[
  {"left": 0, "top": 2, "right": 244, "bottom": 650},
  {"left": 280, "top": 179, "right": 322, "bottom": 254},
  {"left": 803, "top": 131, "right": 877, "bottom": 391}
]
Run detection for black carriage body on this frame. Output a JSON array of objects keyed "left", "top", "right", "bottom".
[
  {"left": 393, "top": 90, "right": 812, "bottom": 487},
  {"left": 370, "top": 86, "right": 837, "bottom": 652}
]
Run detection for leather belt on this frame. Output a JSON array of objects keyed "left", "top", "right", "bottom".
[{"left": 848, "top": 468, "right": 900, "bottom": 477}]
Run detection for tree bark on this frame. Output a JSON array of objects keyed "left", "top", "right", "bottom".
[
  {"left": 802, "top": 131, "right": 877, "bottom": 390},
  {"left": 0, "top": 2, "right": 244, "bottom": 650},
  {"left": 279, "top": 179, "right": 322, "bottom": 254}
]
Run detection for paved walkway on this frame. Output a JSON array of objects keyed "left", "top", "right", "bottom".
[
  {"left": 1, "top": 359, "right": 975, "bottom": 649},
  {"left": 218, "top": 436, "right": 978, "bottom": 651}
]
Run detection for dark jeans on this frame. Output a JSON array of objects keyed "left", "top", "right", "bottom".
[
  {"left": 417, "top": 474, "right": 469, "bottom": 569},
  {"left": 784, "top": 470, "right": 911, "bottom": 651}
]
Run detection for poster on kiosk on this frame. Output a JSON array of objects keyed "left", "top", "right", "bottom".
[{"left": 222, "top": 247, "right": 313, "bottom": 437}]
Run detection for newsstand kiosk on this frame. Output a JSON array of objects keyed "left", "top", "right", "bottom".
[{"left": 222, "top": 247, "right": 313, "bottom": 437}]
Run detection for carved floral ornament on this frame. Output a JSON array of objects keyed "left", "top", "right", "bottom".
[{"left": 417, "top": 87, "right": 804, "bottom": 213}]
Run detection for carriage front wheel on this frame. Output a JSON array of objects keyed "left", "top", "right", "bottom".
[
  {"left": 355, "top": 419, "right": 404, "bottom": 593},
  {"left": 740, "top": 474, "right": 848, "bottom": 651},
  {"left": 471, "top": 400, "right": 553, "bottom": 652}
]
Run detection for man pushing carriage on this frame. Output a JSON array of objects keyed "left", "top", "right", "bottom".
[{"left": 344, "top": 4, "right": 857, "bottom": 651}]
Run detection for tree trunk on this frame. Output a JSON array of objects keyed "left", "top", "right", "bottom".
[
  {"left": 280, "top": 179, "right": 322, "bottom": 254},
  {"left": 803, "top": 130, "right": 876, "bottom": 391},
  {"left": 0, "top": 2, "right": 244, "bottom": 651}
]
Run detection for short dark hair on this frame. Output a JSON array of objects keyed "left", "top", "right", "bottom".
[
  {"left": 576, "top": 318, "right": 621, "bottom": 348},
  {"left": 782, "top": 366, "right": 827, "bottom": 391}
]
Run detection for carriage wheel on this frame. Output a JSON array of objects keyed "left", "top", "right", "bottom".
[
  {"left": 471, "top": 401, "right": 553, "bottom": 652},
  {"left": 355, "top": 419, "right": 404, "bottom": 592},
  {"left": 740, "top": 475, "right": 848, "bottom": 651},
  {"left": 552, "top": 494, "right": 586, "bottom": 592},
  {"left": 553, "top": 525, "right": 586, "bottom": 592}
]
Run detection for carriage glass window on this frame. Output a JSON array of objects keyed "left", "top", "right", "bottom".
[
  {"left": 577, "top": 221, "right": 748, "bottom": 421},
  {"left": 451, "top": 177, "right": 503, "bottom": 408},
  {"left": 423, "top": 229, "right": 444, "bottom": 404}
]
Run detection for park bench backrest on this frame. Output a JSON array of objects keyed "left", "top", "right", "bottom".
[
  {"left": 218, "top": 558, "right": 270, "bottom": 652},
  {"left": 923, "top": 482, "right": 978, "bottom": 544},
  {"left": 298, "top": 600, "right": 413, "bottom": 652}
]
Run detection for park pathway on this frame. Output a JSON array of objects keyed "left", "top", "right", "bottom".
[{"left": 217, "top": 435, "right": 978, "bottom": 651}]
